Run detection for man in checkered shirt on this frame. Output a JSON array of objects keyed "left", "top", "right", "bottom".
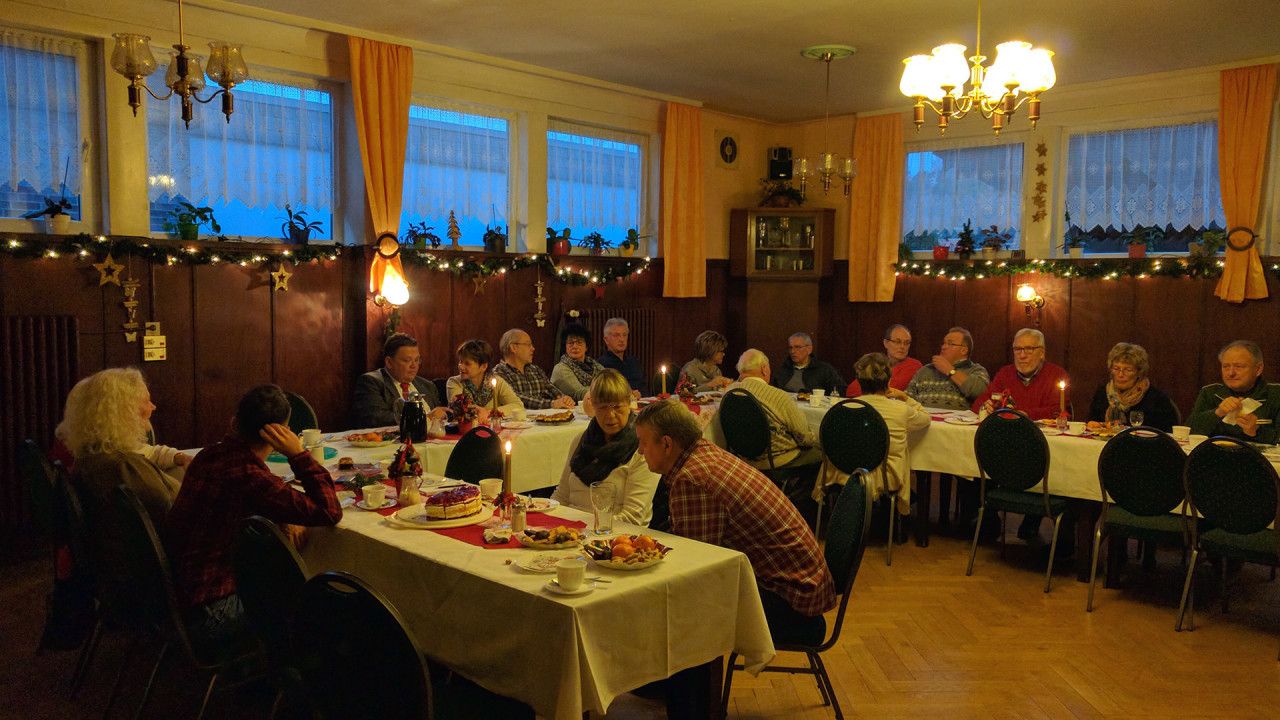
[{"left": 635, "top": 399, "right": 836, "bottom": 620}]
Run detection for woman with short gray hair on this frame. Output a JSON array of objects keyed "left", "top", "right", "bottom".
[{"left": 1087, "top": 342, "right": 1179, "bottom": 430}]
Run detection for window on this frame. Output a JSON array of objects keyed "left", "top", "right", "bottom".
[
  {"left": 147, "top": 70, "right": 334, "bottom": 239},
  {"left": 901, "top": 142, "right": 1023, "bottom": 250},
  {"left": 402, "top": 102, "right": 510, "bottom": 247},
  {"left": 547, "top": 120, "right": 646, "bottom": 242},
  {"left": 1064, "top": 122, "right": 1225, "bottom": 253},
  {"left": 0, "top": 30, "right": 85, "bottom": 221}
]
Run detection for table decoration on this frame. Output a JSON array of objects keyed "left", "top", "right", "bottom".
[{"left": 389, "top": 439, "right": 424, "bottom": 505}]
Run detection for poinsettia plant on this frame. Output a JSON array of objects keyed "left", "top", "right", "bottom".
[{"left": 675, "top": 373, "right": 697, "bottom": 398}]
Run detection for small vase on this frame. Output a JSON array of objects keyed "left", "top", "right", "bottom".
[
  {"left": 981, "top": 247, "right": 996, "bottom": 260},
  {"left": 457, "top": 420, "right": 474, "bottom": 435},
  {"left": 45, "top": 214, "right": 71, "bottom": 235},
  {"left": 178, "top": 223, "right": 199, "bottom": 241},
  {"left": 552, "top": 239, "right": 570, "bottom": 256},
  {"left": 1127, "top": 244, "right": 1146, "bottom": 259},
  {"left": 288, "top": 227, "right": 311, "bottom": 244},
  {"left": 932, "top": 246, "right": 949, "bottom": 261},
  {"left": 1069, "top": 246, "right": 1083, "bottom": 259},
  {"left": 619, "top": 245, "right": 635, "bottom": 257}
]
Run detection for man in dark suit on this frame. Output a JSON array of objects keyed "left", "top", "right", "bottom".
[{"left": 351, "top": 333, "right": 446, "bottom": 428}]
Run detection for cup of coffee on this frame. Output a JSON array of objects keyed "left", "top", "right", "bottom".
[
  {"left": 1067, "top": 421, "right": 1085, "bottom": 435},
  {"left": 1171, "top": 425, "right": 1191, "bottom": 442},
  {"left": 556, "top": 558, "right": 586, "bottom": 592},
  {"left": 301, "top": 428, "right": 322, "bottom": 447},
  {"left": 512, "top": 408, "right": 528, "bottom": 422},
  {"left": 362, "top": 483, "right": 387, "bottom": 507},
  {"left": 310, "top": 444, "right": 326, "bottom": 462},
  {"left": 809, "top": 388, "right": 825, "bottom": 407},
  {"left": 478, "top": 478, "right": 502, "bottom": 501}
]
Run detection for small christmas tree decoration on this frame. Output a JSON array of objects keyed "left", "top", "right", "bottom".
[{"left": 447, "top": 211, "right": 461, "bottom": 249}]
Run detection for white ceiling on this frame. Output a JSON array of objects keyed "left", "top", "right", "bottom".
[{"left": 228, "top": 0, "right": 1280, "bottom": 124}]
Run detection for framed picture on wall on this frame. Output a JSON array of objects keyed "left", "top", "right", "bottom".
[{"left": 715, "top": 130, "right": 740, "bottom": 170}]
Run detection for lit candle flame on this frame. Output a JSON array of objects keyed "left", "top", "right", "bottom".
[{"left": 505, "top": 440, "right": 512, "bottom": 455}]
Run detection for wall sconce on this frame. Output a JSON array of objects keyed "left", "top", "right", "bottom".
[
  {"left": 371, "top": 233, "right": 409, "bottom": 307},
  {"left": 1016, "top": 283, "right": 1044, "bottom": 326}
]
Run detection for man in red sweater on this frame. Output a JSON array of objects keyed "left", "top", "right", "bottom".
[
  {"left": 847, "top": 324, "right": 922, "bottom": 397},
  {"left": 971, "top": 328, "right": 1070, "bottom": 420}
]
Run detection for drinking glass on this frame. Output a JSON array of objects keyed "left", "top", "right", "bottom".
[
  {"left": 1129, "top": 411, "right": 1144, "bottom": 427},
  {"left": 590, "top": 481, "right": 616, "bottom": 535}
]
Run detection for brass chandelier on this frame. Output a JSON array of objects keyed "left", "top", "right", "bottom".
[
  {"left": 795, "top": 45, "right": 858, "bottom": 198},
  {"left": 110, "top": 0, "right": 249, "bottom": 128},
  {"left": 898, "top": 0, "right": 1055, "bottom": 135}
]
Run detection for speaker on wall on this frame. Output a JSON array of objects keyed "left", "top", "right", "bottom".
[{"left": 768, "top": 146, "right": 792, "bottom": 179}]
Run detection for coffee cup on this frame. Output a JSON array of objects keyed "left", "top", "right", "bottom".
[
  {"left": 1067, "top": 421, "right": 1085, "bottom": 435},
  {"left": 478, "top": 478, "right": 502, "bottom": 501},
  {"left": 809, "top": 388, "right": 825, "bottom": 407},
  {"left": 301, "top": 428, "right": 322, "bottom": 447},
  {"left": 1186, "top": 434, "right": 1208, "bottom": 449},
  {"left": 309, "top": 444, "right": 326, "bottom": 462},
  {"left": 512, "top": 408, "right": 528, "bottom": 422},
  {"left": 556, "top": 558, "right": 586, "bottom": 592},
  {"left": 1171, "top": 425, "right": 1191, "bottom": 442},
  {"left": 362, "top": 483, "right": 387, "bottom": 507}
]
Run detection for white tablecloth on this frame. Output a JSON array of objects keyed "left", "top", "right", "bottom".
[{"left": 299, "top": 505, "right": 775, "bottom": 720}]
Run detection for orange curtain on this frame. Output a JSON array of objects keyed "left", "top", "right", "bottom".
[
  {"left": 348, "top": 36, "right": 414, "bottom": 293},
  {"left": 661, "top": 102, "right": 706, "bottom": 297},
  {"left": 848, "top": 113, "right": 904, "bottom": 302},
  {"left": 1214, "top": 64, "right": 1276, "bottom": 303}
]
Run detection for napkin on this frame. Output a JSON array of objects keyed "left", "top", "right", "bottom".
[{"left": 1223, "top": 397, "right": 1262, "bottom": 426}]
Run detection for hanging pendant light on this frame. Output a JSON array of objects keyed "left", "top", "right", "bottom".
[{"left": 796, "top": 45, "right": 858, "bottom": 198}]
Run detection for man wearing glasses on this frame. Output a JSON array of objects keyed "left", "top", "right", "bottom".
[
  {"left": 493, "top": 328, "right": 577, "bottom": 410},
  {"left": 773, "top": 331, "right": 846, "bottom": 394},
  {"left": 971, "top": 328, "right": 1069, "bottom": 420},
  {"left": 848, "top": 324, "right": 924, "bottom": 397},
  {"left": 905, "top": 327, "right": 990, "bottom": 411},
  {"left": 1188, "top": 340, "right": 1280, "bottom": 444}
]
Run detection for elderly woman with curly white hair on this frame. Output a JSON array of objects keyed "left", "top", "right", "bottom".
[{"left": 55, "top": 367, "right": 183, "bottom": 526}]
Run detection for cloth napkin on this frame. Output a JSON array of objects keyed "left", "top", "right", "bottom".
[{"left": 1223, "top": 397, "right": 1262, "bottom": 426}]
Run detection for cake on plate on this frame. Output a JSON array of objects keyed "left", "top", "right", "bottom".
[{"left": 423, "top": 485, "right": 483, "bottom": 519}]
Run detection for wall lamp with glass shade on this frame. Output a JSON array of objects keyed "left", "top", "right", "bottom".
[
  {"left": 372, "top": 234, "right": 410, "bottom": 308},
  {"left": 1016, "top": 283, "right": 1044, "bottom": 326}
]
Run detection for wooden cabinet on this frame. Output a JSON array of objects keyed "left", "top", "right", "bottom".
[{"left": 729, "top": 207, "right": 834, "bottom": 279}]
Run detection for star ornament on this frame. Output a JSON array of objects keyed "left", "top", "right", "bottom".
[
  {"left": 271, "top": 265, "right": 292, "bottom": 291},
  {"left": 93, "top": 254, "right": 124, "bottom": 286},
  {"left": 1036, "top": 142, "right": 1048, "bottom": 158}
]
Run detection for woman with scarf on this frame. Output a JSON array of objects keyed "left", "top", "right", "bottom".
[
  {"left": 1088, "top": 342, "right": 1179, "bottom": 431},
  {"left": 552, "top": 369, "right": 659, "bottom": 526},
  {"left": 445, "top": 339, "right": 523, "bottom": 421},
  {"left": 550, "top": 323, "right": 603, "bottom": 401}
]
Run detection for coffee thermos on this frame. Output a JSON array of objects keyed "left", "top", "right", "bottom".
[{"left": 400, "top": 392, "right": 428, "bottom": 443}]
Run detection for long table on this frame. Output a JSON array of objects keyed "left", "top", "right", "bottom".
[{"left": 294, "top": 502, "right": 775, "bottom": 720}]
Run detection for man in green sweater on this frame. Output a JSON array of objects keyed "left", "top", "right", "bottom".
[{"left": 1188, "top": 340, "right": 1280, "bottom": 444}]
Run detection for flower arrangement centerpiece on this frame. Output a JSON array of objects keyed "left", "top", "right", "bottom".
[
  {"left": 675, "top": 373, "right": 697, "bottom": 399},
  {"left": 388, "top": 439, "right": 424, "bottom": 505},
  {"left": 449, "top": 392, "right": 481, "bottom": 432}
]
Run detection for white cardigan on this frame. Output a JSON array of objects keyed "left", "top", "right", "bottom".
[{"left": 551, "top": 430, "right": 660, "bottom": 527}]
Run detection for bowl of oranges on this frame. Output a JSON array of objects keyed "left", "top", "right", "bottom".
[{"left": 583, "top": 534, "right": 671, "bottom": 570}]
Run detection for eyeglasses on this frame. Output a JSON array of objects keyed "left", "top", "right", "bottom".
[
  {"left": 942, "top": 342, "right": 965, "bottom": 348},
  {"left": 565, "top": 338, "right": 586, "bottom": 346},
  {"left": 594, "top": 402, "right": 630, "bottom": 414},
  {"left": 511, "top": 341, "right": 533, "bottom": 347},
  {"left": 886, "top": 338, "right": 911, "bottom": 346},
  {"left": 1012, "top": 345, "right": 1043, "bottom": 355},
  {"left": 1110, "top": 365, "right": 1138, "bottom": 376}
]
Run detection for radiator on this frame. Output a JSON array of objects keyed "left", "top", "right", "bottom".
[
  {"left": 1, "top": 316, "right": 79, "bottom": 529},
  {"left": 577, "top": 308, "right": 655, "bottom": 387}
]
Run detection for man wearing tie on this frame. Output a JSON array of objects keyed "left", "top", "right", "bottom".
[{"left": 351, "top": 333, "right": 446, "bottom": 428}]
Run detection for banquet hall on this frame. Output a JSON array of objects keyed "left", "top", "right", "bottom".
[{"left": 5, "top": 1, "right": 1280, "bottom": 718}]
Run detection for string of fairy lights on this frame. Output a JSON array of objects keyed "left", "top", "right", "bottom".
[
  {"left": 0, "top": 233, "right": 653, "bottom": 287},
  {"left": 892, "top": 255, "right": 1258, "bottom": 281}
]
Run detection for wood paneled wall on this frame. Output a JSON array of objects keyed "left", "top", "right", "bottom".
[{"left": 3, "top": 247, "right": 1277, "bottom": 460}]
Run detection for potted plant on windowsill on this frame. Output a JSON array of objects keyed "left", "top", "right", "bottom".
[
  {"left": 578, "top": 231, "right": 613, "bottom": 256},
  {"left": 162, "top": 202, "right": 221, "bottom": 241},
  {"left": 980, "top": 225, "right": 1010, "bottom": 260},
  {"left": 483, "top": 225, "right": 507, "bottom": 253},
  {"left": 619, "top": 228, "right": 646, "bottom": 257},
  {"left": 953, "top": 220, "right": 976, "bottom": 261},
  {"left": 1188, "top": 228, "right": 1224, "bottom": 258},
  {"left": 1062, "top": 212, "right": 1085, "bottom": 259},
  {"left": 1123, "top": 225, "right": 1163, "bottom": 259},
  {"left": 547, "top": 227, "right": 572, "bottom": 256},
  {"left": 23, "top": 196, "right": 72, "bottom": 235},
  {"left": 404, "top": 221, "right": 442, "bottom": 249},
  {"left": 280, "top": 204, "right": 324, "bottom": 244}
]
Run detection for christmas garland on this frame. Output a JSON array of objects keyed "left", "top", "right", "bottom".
[
  {"left": 401, "top": 249, "right": 651, "bottom": 286},
  {"left": 892, "top": 256, "right": 1250, "bottom": 281}
]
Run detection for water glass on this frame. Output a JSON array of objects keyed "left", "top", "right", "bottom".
[
  {"left": 590, "top": 481, "right": 616, "bottom": 535},
  {"left": 1129, "top": 411, "right": 1145, "bottom": 427}
]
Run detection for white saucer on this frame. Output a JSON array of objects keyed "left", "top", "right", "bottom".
[
  {"left": 544, "top": 579, "right": 595, "bottom": 596},
  {"left": 354, "top": 498, "right": 397, "bottom": 510}
]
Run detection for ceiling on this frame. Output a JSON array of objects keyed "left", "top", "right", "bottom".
[{"left": 230, "top": 0, "right": 1280, "bottom": 124}]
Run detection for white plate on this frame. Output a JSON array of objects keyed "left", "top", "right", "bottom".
[
  {"left": 386, "top": 503, "right": 493, "bottom": 529},
  {"left": 354, "top": 497, "right": 397, "bottom": 511},
  {"left": 943, "top": 417, "right": 979, "bottom": 426},
  {"left": 544, "top": 579, "right": 595, "bottom": 596},
  {"left": 516, "top": 551, "right": 584, "bottom": 573},
  {"left": 1040, "top": 428, "right": 1062, "bottom": 436},
  {"left": 349, "top": 439, "right": 396, "bottom": 448},
  {"left": 525, "top": 498, "right": 561, "bottom": 514},
  {"left": 500, "top": 421, "right": 534, "bottom": 429}
]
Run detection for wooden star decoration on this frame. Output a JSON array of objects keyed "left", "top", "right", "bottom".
[
  {"left": 1035, "top": 181, "right": 1048, "bottom": 193},
  {"left": 1033, "top": 195, "right": 1047, "bottom": 208},
  {"left": 1036, "top": 142, "right": 1048, "bottom": 157},
  {"left": 1032, "top": 210, "right": 1047, "bottom": 222},
  {"left": 1035, "top": 162, "right": 1047, "bottom": 176},
  {"left": 271, "top": 265, "right": 292, "bottom": 291},
  {"left": 472, "top": 277, "right": 488, "bottom": 295},
  {"left": 93, "top": 254, "right": 124, "bottom": 286}
]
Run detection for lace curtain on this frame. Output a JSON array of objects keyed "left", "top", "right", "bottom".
[
  {"left": 1064, "top": 121, "right": 1224, "bottom": 232},
  {"left": 901, "top": 141, "right": 1023, "bottom": 247},
  {"left": 0, "top": 30, "right": 83, "bottom": 219},
  {"left": 547, "top": 119, "right": 645, "bottom": 238},
  {"left": 147, "top": 70, "right": 333, "bottom": 236},
  {"left": 401, "top": 101, "right": 510, "bottom": 245}
]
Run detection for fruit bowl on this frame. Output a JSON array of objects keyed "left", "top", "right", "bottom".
[{"left": 583, "top": 535, "right": 671, "bottom": 570}]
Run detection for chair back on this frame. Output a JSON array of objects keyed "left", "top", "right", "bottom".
[
  {"left": 20, "top": 439, "right": 60, "bottom": 535},
  {"left": 1097, "top": 427, "right": 1186, "bottom": 516},
  {"left": 719, "top": 388, "right": 773, "bottom": 466},
  {"left": 430, "top": 377, "right": 449, "bottom": 405},
  {"left": 109, "top": 486, "right": 198, "bottom": 648},
  {"left": 291, "top": 571, "right": 432, "bottom": 720},
  {"left": 973, "top": 408, "right": 1049, "bottom": 492},
  {"left": 444, "top": 426, "right": 503, "bottom": 483},
  {"left": 232, "top": 516, "right": 309, "bottom": 667},
  {"left": 819, "top": 399, "right": 889, "bottom": 476},
  {"left": 818, "top": 473, "right": 874, "bottom": 649},
  {"left": 285, "top": 391, "right": 319, "bottom": 433},
  {"left": 1184, "top": 437, "right": 1280, "bottom": 536}
]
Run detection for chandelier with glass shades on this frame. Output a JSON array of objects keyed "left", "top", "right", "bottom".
[
  {"left": 110, "top": 0, "right": 249, "bottom": 128},
  {"left": 795, "top": 45, "right": 858, "bottom": 198},
  {"left": 898, "top": 0, "right": 1054, "bottom": 135}
]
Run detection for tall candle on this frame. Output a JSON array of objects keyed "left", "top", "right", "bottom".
[
  {"left": 661, "top": 365, "right": 667, "bottom": 395},
  {"left": 1059, "top": 380, "right": 1066, "bottom": 414},
  {"left": 491, "top": 377, "right": 498, "bottom": 416},
  {"left": 502, "top": 440, "right": 512, "bottom": 499}
]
